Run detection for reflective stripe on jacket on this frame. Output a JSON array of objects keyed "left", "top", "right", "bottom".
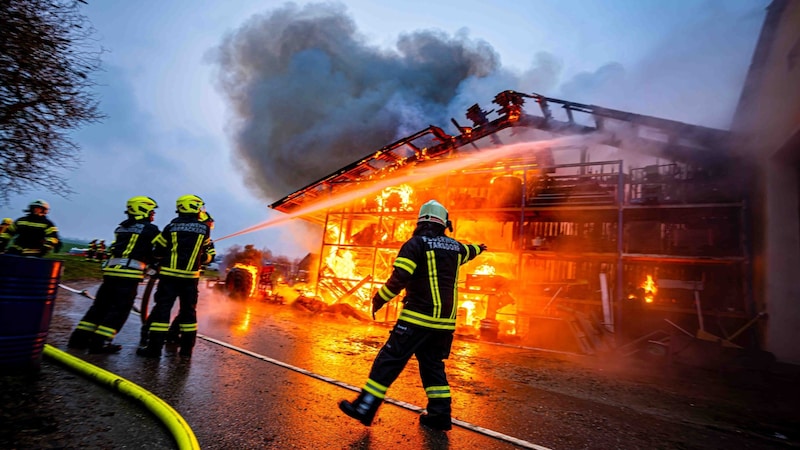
[
  {"left": 377, "top": 235, "right": 483, "bottom": 330},
  {"left": 153, "top": 216, "right": 215, "bottom": 279},
  {"left": 0, "top": 214, "right": 59, "bottom": 255},
  {"left": 102, "top": 219, "right": 160, "bottom": 279}
]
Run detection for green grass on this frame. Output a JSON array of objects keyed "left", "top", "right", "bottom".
[{"left": 47, "top": 254, "right": 103, "bottom": 282}]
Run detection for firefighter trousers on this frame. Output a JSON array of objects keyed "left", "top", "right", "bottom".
[
  {"left": 73, "top": 276, "right": 140, "bottom": 341},
  {"left": 366, "top": 321, "right": 454, "bottom": 415},
  {"left": 144, "top": 276, "right": 199, "bottom": 354}
]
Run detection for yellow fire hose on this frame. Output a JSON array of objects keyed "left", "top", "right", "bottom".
[{"left": 43, "top": 344, "right": 200, "bottom": 450}]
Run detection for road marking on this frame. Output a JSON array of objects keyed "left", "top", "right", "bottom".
[{"left": 199, "top": 334, "right": 552, "bottom": 450}]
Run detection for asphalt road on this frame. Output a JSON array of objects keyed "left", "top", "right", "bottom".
[{"left": 7, "top": 280, "right": 798, "bottom": 449}]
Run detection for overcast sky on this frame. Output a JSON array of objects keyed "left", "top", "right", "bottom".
[{"left": 1, "top": 0, "right": 769, "bottom": 259}]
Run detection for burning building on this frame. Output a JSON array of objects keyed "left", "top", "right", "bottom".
[{"left": 269, "top": 89, "right": 758, "bottom": 355}]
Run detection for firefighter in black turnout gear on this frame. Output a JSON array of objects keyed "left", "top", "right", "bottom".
[
  {"left": 0, "top": 199, "right": 60, "bottom": 256},
  {"left": 165, "top": 210, "right": 215, "bottom": 352},
  {"left": 137, "top": 194, "right": 215, "bottom": 359},
  {"left": 339, "top": 200, "right": 487, "bottom": 430},
  {"left": 68, "top": 197, "right": 160, "bottom": 353}
]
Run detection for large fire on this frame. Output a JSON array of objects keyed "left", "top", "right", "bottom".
[{"left": 310, "top": 182, "right": 519, "bottom": 338}]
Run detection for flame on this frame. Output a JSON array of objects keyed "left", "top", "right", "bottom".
[
  {"left": 641, "top": 275, "right": 657, "bottom": 303},
  {"left": 375, "top": 184, "right": 414, "bottom": 212},
  {"left": 473, "top": 264, "right": 496, "bottom": 275},
  {"left": 459, "top": 300, "right": 477, "bottom": 326},
  {"left": 233, "top": 263, "right": 259, "bottom": 298},
  {"left": 325, "top": 249, "right": 358, "bottom": 280}
]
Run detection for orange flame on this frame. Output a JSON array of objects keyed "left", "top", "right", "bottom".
[
  {"left": 375, "top": 184, "right": 415, "bottom": 212},
  {"left": 641, "top": 275, "right": 657, "bottom": 303},
  {"left": 473, "top": 264, "right": 496, "bottom": 275},
  {"left": 233, "top": 263, "right": 259, "bottom": 298}
]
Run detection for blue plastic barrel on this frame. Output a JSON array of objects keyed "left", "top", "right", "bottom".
[{"left": 0, "top": 254, "right": 63, "bottom": 373}]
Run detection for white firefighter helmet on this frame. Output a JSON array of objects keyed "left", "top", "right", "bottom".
[{"left": 417, "top": 200, "right": 449, "bottom": 226}]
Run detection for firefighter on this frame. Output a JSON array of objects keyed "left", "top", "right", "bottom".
[
  {"left": 96, "top": 239, "right": 107, "bottom": 262},
  {"left": 164, "top": 210, "right": 215, "bottom": 352},
  {"left": 0, "top": 199, "right": 60, "bottom": 257},
  {"left": 338, "top": 200, "right": 487, "bottom": 430},
  {"left": 0, "top": 218, "right": 12, "bottom": 236},
  {"left": 86, "top": 239, "right": 97, "bottom": 261},
  {"left": 137, "top": 194, "right": 215, "bottom": 359},
  {"left": 67, "top": 197, "right": 160, "bottom": 353}
]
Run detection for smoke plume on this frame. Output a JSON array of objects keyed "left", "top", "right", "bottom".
[{"left": 212, "top": 3, "right": 500, "bottom": 201}]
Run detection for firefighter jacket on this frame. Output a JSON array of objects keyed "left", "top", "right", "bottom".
[
  {"left": 375, "top": 235, "right": 484, "bottom": 331},
  {"left": 152, "top": 215, "right": 215, "bottom": 279},
  {"left": 0, "top": 214, "right": 60, "bottom": 256},
  {"left": 102, "top": 218, "right": 160, "bottom": 280}
]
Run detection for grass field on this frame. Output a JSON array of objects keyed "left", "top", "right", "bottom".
[{"left": 47, "top": 253, "right": 103, "bottom": 281}]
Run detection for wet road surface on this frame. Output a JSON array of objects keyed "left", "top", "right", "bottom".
[{"left": 43, "top": 280, "right": 798, "bottom": 449}]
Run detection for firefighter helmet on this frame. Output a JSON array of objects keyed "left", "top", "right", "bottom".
[
  {"left": 126, "top": 196, "right": 158, "bottom": 219},
  {"left": 417, "top": 200, "right": 449, "bottom": 226},
  {"left": 1, "top": 218, "right": 11, "bottom": 226},
  {"left": 176, "top": 194, "right": 205, "bottom": 214},
  {"left": 26, "top": 199, "right": 50, "bottom": 215}
]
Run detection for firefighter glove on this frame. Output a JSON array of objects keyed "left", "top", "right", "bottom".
[{"left": 371, "top": 295, "right": 387, "bottom": 320}]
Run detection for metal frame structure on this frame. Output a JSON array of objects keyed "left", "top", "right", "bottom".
[{"left": 270, "top": 90, "right": 754, "bottom": 353}]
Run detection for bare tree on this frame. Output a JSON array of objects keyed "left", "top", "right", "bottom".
[{"left": 0, "top": 0, "right": 104, "bottom": 202}]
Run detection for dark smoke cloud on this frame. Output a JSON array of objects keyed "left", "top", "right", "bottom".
[{"left": 212, "top": 2, "right": 499, "bottom": 201}]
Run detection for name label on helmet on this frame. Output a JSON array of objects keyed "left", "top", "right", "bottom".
[{"left": 421, "top": 236, "right": 460, "bottom": 252}]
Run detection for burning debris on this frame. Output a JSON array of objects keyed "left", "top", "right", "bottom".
[{"left": 213, "top": 244, "right": 286, "bottom": 303}]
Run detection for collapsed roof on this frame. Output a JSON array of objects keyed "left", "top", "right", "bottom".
[{"left": 269, "top": 90, "right": 731, "bottom": 220}]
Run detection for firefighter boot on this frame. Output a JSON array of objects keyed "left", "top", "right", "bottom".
[
  {"left": 338, "top": 391, "right": 382, "bottom": 426},
  {"left": 178, "top": 331, "right": 196, "bottom": 358},
  {"left": 67, "top": 329, "right": 93, "bottom": 350},
  {"left": 88, "top": 334, "right": 122, "bottom": 354},
  {"left": 136, "top": 333, "right": 165, "bottom": 358},
  {"left": 419, "top": 398, "right": 452, "bottom": 431}
]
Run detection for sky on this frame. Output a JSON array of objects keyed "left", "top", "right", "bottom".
[{"left": 1, "top": 0, "right": 769, "bottom": 259}]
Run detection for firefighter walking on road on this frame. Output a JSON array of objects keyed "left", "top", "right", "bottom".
[
  {"left": 137, "top": 194, "right": 215, "bottom": 359},
  {"left": 0, "top": 199, "right": 60, "bottom": 257},
  {"left": 68, "top": 197, "right": 160, "bottom": 353},
  {"left": 339, "top": 200, "right": 487, "bottom": 431}
]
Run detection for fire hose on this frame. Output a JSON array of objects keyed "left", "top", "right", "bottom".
[
  {"left": 42, "top": 344, "right": 199, "bottom": 450},
  {"left": 56, "top": 282, "right": 198, "bottom": 449}
]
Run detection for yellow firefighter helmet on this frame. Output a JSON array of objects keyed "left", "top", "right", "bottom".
[
  {"left": 176, "top": 194, "right": 205, "bottom": 214},
  {"left": 126, "top": 196, "right": 158, "bottom": 219}
]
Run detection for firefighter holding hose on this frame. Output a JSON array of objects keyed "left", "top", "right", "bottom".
[
  {"left": 339, "top": 199, "right": 487, "bottom": 431},
  {"left": 137, "top": 194, "right": 215, "bottom": 359},
  {"left": 68, "top": 196, "right": 160, "bottom": 353},
  {"left": 164, "top": 209, "right": 215, "bottom": 352}
]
